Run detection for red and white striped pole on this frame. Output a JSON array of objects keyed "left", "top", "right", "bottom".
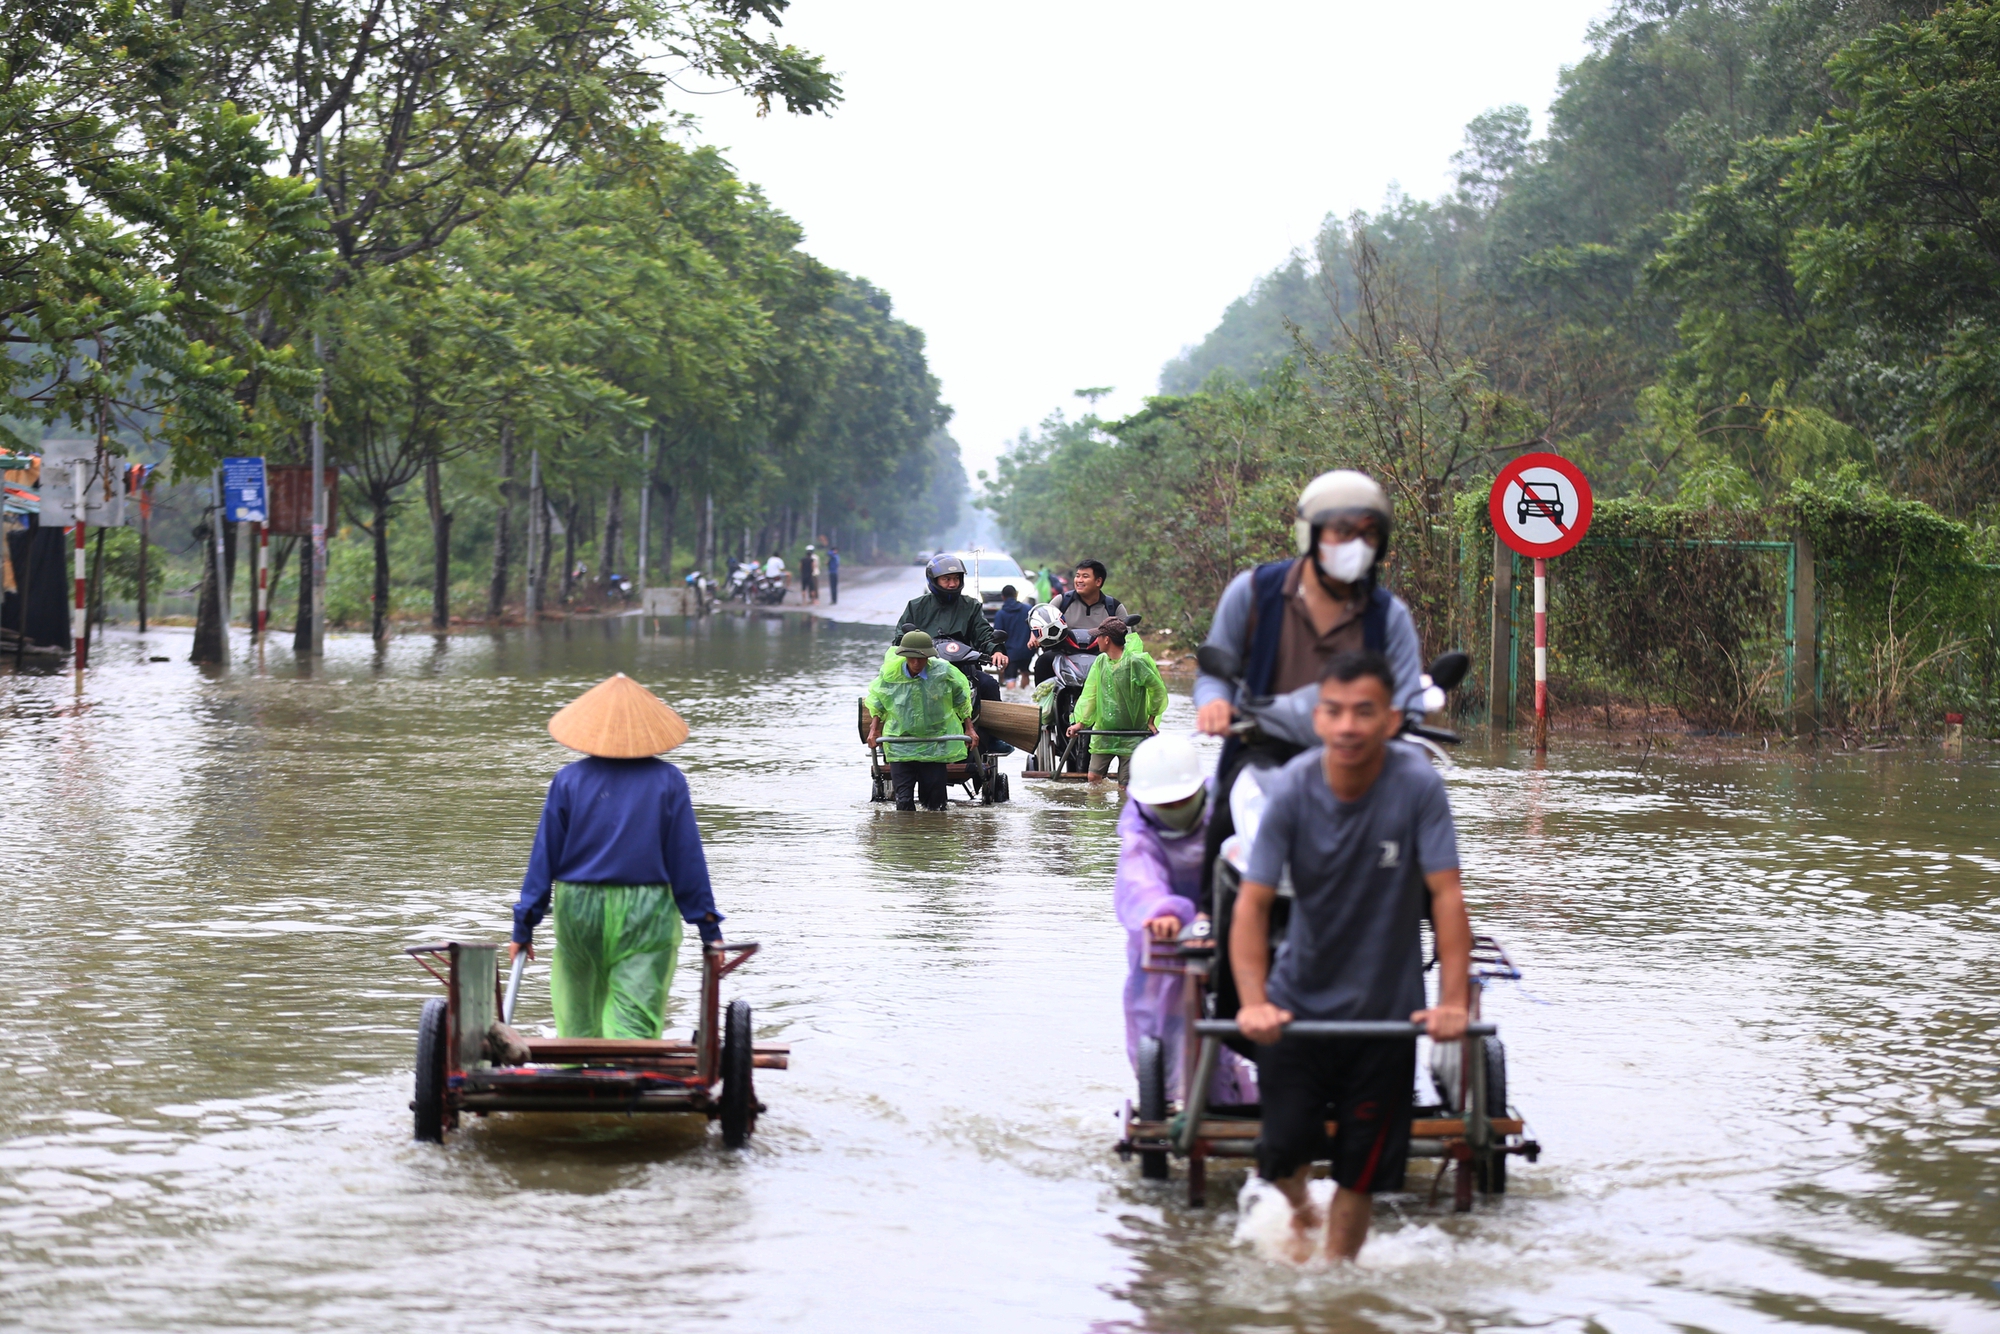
[
  {"left": 256, "top": 520, "right": 269, "bottom": 639},
  {"left": 71, "top": 460, "right": 89, "bottom": 672},
  {"left": 1532, "top": 556, "right": 1548, "bottom": 751}
]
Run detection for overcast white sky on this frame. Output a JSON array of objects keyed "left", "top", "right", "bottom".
[{"left": 693, "top": 1, "right": 1613, "bottom": 483}]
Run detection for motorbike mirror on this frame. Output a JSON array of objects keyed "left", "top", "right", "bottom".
[
  {"left": 1196, "top": 644, "right": 1242, "bottom": 683},
  {"left": 1426, "top": 650, "right": 1471, "bottom": 693},
  {"left": 1123, "top": 613, "right": 1143, "bottom": 628}
]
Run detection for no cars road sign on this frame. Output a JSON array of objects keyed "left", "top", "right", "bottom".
[{"left": 1489, "top": 452, "right": 1593, "bottom": 558}]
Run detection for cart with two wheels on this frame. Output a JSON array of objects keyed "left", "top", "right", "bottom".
[
  {"left": 405, "top": 938, "right": 786, "bottom": 1146},
  {"left": 856, "top": 699, "right": 1010, "bottom": 805},
  {"left": 1116, "top": 931, "right": 1539, "bottom": 1207}
]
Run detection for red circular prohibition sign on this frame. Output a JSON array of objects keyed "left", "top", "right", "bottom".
[{"left": 1489, "top": 451, "right": 1594, "bottom": 558}]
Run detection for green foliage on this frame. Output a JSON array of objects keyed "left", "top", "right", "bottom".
[
  {"left": 0, "top": 2, "right": 329, "bottom": 469},
  {"left": 90, "top": 526, "right": 165, "bottom": 604},
  {"left": 1793, "top": 470, "right": 2000, "bottom": 729}
]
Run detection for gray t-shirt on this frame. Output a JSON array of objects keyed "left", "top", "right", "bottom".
[{"left": 1245, "top": 742, "right": 1459, "bottom": 1021}]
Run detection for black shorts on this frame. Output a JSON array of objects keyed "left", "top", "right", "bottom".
[{"left": 1255, "top": 1035, "right": 1415, "bottom": 1192}]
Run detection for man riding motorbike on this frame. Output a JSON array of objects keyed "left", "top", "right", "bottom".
[
  {"left": 1057, "top": 558, "right": 1126, "bottom": 635},
  {"left": 1194, "top": 470, "right": 1425, "bottom": 738},
  {"left": 894, "top": 553, "right": 1010, "bottom": 753}
]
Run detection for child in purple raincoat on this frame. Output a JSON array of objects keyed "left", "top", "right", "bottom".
[{"left": 1116, "top": 735, "right": 1258, "bottom": 1105}]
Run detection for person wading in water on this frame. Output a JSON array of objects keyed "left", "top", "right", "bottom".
[
  {"left": 510, "top": 674, "right": 725, "bottom": 1039},
  {"left": 1232, "top": 650, "right": 1470, "bottom": 1263}
]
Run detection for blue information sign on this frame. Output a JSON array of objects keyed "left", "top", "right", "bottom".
[{"left": 222, "top": 456, "right": 268, "bottom": 523}]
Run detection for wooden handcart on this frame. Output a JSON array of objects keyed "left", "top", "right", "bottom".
[
  {"left": 405, "top": 939, "right": 786, "bottom": 1146},
  {"left": 1116, "top": 932, "right": 1540, "bottom": 1208}
]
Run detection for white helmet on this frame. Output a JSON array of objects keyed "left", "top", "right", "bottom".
[
  {"left": 1028, "top": 602, "right": 1064, "bottom": 636},
  {"left": 1294, "top": 469, "right": 1392, "bottom": 556},
  {"left": 1127, "top": 733, "right": 1205, "bottom": 806}
]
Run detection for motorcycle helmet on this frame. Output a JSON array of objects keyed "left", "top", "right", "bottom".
[
  {"left": 1127, "top": 733, "right": 1205, "bottom": 806},
  {"left": 1294, "top": 469, "right": 1392, "bottom": 584},
  {"left": 1028, "top": 602, "right": 1064, "bottom": 639},
  {"left": 925, "top": 552, "right": 968, "bottom": 601}
]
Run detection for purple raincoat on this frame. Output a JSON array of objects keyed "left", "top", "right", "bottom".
[{"left": 1115, "top": 792, "right": 1258, "bottom": 1105}]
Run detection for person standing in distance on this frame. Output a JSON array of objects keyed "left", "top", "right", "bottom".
[
  {"left": 800, "top": 544, "right": 819, "bottom": 605},
  {"left": 992, "top": 584, "right": 1032, "bottom": 687},
  {"left": 1232, "top": 651, "right": 1470, "bottom": 1263},
  {"left": 827, "top": 543, "right": 840, "bottom": 605}
]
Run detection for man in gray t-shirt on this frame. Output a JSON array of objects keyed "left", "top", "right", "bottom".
[{"left": 1231, "top": 650, "right": 1473, "bottom": 1264}]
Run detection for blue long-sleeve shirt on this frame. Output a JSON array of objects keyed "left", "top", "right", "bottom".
[{"left": 513, "top": 757, "right": 724, "bottom": 946}]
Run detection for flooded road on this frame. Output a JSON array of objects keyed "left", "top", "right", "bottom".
[{"left": 3, "top": 608, "right": 1997, "bottom": 1332}]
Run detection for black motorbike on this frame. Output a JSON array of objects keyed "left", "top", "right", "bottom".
[{"left": 1024, "top": 615, "right": 1145, "bottom": 778}]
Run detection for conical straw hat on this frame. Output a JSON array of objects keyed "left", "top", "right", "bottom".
[{"left": 547, "top": 673, "right": 690, "bottom": 758}]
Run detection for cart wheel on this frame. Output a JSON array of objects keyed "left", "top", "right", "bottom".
[
  {"left": 413, "top": 997, "right": 447, "bottom": 1143},
  {"left": 1476, "top": 1036, "right": 1508, "bottom": 1194},
  {"left": 995, "top": 773, "right": 1010, "bottom": 804},
  {"left": 1136, "top": 1036, "right": 1169, "bottom": 1180},
  {"left": 720, "top": 999, "right": 757, "bottom": 1148}
]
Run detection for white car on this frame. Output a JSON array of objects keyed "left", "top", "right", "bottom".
[{"left": 952, "top": 550, "right": 1035, "bottom": 612}]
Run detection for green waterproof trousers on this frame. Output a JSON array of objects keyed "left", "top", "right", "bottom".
[{"left": 549, "top": 882, "right": 685, "bottom": 1039}]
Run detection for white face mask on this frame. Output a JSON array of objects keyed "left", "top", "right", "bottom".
[{"left": 1318, "top": 536, "right": 1374, "bottom": 584}]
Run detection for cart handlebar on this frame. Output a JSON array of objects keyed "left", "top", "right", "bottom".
[{"left": 1194, "top": 1019, "right": 1497, "bottom": 1039}]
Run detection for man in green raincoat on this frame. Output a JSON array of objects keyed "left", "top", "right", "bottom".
[
  {"left": 1067, "top": 618, "right": 1168, "bottom": 785},
  {"left": 863, "top": 630, "right": 977, "bottom": 811}
]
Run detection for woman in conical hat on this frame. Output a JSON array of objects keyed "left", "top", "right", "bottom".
[{"left": 509, "top": 674, "right": 725, "bottom": 1040}]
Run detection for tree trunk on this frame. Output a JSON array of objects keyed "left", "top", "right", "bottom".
[
  {"left": 371, "top": 494, "right": 393, "bottom": 642},
  {"left": 658, "top": 481, "right": 679, "bottom": 581},
  {"left": 426, "top": 454, "right": 452, "bottom": 631},
  {"left": 221, "top": 517, "right": 238, "bottom": 619},
  {"left": 535, "top": 490, "right": 555, "bottom": 610},
  {"left": 602, "top": 483, "right": 623, "bottom": 584},
  {"left": 269, "top": 536, "right": 295, "bottom": 620},
  {"left": 191, "top": 520, "right": 225, "bottom": 664},
  {"left": 488, "top": 424, "right": 515, "bottom": 619},
  {"left": 88, "top": 525, "right": 107, "bottom": 636},
  {"left": 699, "top": 491, "right": 713, "bottom": 573},
  {"left": 293, "top": 530, "right": 313, "bottom": 650},
  {"left": 561, "top": 497, "right": 578, "bottom": 603}
]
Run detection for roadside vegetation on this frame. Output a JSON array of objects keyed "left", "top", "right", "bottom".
[
  {"left": 983, "top": 0, "right": 2000, "bottom": 737},
  {"left": 4, "top": 0, "right": 957, "bottom": 644}
]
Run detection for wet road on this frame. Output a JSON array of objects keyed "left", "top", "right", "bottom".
[{"left": 2, "top": 612, "right": 1996, "bottom": 1331}]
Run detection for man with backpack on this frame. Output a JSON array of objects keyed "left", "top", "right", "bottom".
[{"left": 1057, "top": 559, "right": 1127, "bottom": 636}]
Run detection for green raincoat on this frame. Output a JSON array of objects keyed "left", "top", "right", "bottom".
[
  {"left": 1073, "top": 647, "right": 1168, "bottom": 756},
  {"left": 549, "top": 882, "right": 684, "bottom": 1039},
  {"left": 865, "top": 651, "right": 973, "bottom": 762}
]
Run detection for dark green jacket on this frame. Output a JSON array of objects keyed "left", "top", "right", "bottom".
[{"left": 893, "top": 591, "right": 1000, "bottom": 657}]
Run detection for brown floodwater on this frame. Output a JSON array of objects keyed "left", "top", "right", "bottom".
[{"left": 2, "top": 608, "right": 1996, "bottom": 1332}]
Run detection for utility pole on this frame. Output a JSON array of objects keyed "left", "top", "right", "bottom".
[
  {"left": 309, "top": 133, "right": 328, "bottom": 658},
  {"left": 310, "top": 337, "right": 326, "bottom": 657}
]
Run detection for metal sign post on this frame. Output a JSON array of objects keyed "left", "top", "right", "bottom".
[
  {"left": 1489, "top": 452, "right": 1594, "bottom": 752},
  {"left": 72, "top": 459, "right": 87, "bottom": 672},
  {"left": 222, "top": 457, "right": 269, "bottom": 644}
]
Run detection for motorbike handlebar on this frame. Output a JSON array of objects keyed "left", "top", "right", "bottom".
[{"left": 1194, "top": 1019, "right": 1496, "bottom": 1039}]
